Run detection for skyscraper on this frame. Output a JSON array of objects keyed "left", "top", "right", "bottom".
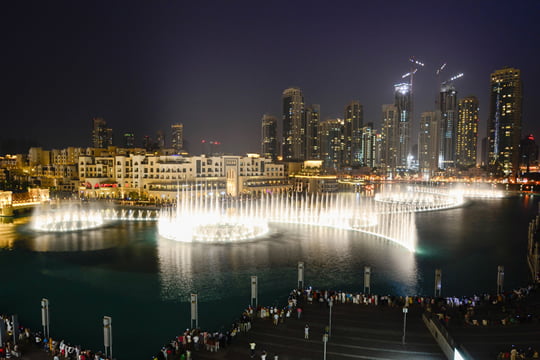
[
  {"left": 394, "top": 83, "right": 412, "bottom": 171},
  {"left": 319, "top": 118, "right": 344, "bottom": 170},
  {"left": 381, "top": 104, "right": 398, "bottom": 174},
  {"left": 520, "top": 134, "right": 538, "bottom": 173},
  {"left": 344, "top": 101, "right": 363, "bottom": 167},
  {"left": 305, "top": 104, "right": 320, "bottom": 160},
  {"left": 156, "top": 130, "right": 165, "bottom": 150},
  {"left": 171, "top": 123, "right": 184, "bottom": 153},
  {"left": 487, "top": 67, "right": 522, "bottom": 177},
  {"left": 92, "top": 117, "right": 113, "bottom": 148},
  {"left": 360, "top": 123, "right": 376, "bottom": 168},
  {"left": 456, "top": 96, "right": 479, "bottom": 168},
  {"left": 418, "top": 111, "right": 440, "bottom": 179},
  {"left": 123, "top": 132, "right": 135, "bottom": 148},
  {"left": 261, "top": 114, "right": 278, "bottom": 160},
  {"left": 438, "top": 83, "right": 458, "bottom": 169},
  {"left": 282, "top": 87, "right": 305, "bottom": 161}
]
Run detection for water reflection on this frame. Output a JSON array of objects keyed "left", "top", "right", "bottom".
[
  {"left": 0, "top": 217, "right": 130, "bottom": 252},
  {"left": 157, "top": 223, "right": 418, "bottom": 301},
  {"left": 27, "top": 227, "right": 128, "bottom": 252}
]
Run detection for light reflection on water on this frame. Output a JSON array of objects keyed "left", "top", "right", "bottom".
[
  {"left": 0, "top": 195, "right": 537, "bottom": 359},
  {"left": 157, "top": 223, "right": 418, "bottom": 301}
]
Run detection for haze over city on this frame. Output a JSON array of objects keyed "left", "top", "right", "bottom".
[{"left": 3, "top": 0, "right": 539, "bottom": 154}]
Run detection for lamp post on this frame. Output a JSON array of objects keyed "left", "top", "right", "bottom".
[
  {"left": 41, "top": 298, "right": 49, "bottom": 340},
  {"left": 402, "top": 306, "right": 408, "bottom": 345},
  {"left": 328, "top": 299, "right": 333, "bottom": 337},
  {"left": 103, "top": 316, "right": 112, "bottom": 359},
  {"left": 323, "top": 333, "right": 328, "bottom": 360}
]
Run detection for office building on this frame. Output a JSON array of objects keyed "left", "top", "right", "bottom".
[
  {"left": 305, "top": 104, "right": 320, "bottom": 160},
  {"left": 282, "top": 88, "right": 306, "bottom": 161},
  {"left": 344, "top": 101, "right": 363, "bottom": 167},
  {"left": 456, "top": 96, "right": 479, "bottom": 168},
  {"left": 381, "top": 104, "right": 398, "bottom": 174},
  {"left": 123, "top": 133, "right": 135, "bottom": 148},
  {"left": 487, "top": 67, "right": 522, "bottom": 177},
  {"left": 394, "top": 83, "right": 412, "bottom": 171},
  {"left": 439, "top": 83, "right": 458, "bottom": 169},
  {"left": 418, "top": 111, "right": 440, "bottom": 179},
  {"left": 319, "top": 118, "right": 344, "bottom": 170},
  {"left": 92, "top": 117, "right": 113, "bottom": 148},
  {"left": 171, "top": 123, "right": 184, "bottom": 153},
  {"left": 261, "top": 114, "right": 278, "bottom": 160}
]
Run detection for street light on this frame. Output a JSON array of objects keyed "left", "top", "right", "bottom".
[
  {"left": 402, "top": 306, "right": 408, "bottom": 345},
  {"left": 328, "top": 299, "right": 333, "bottom": 337},
  {"left": 41, "top": 298, "right": 49, "bottom": 340},
  {"left": 323, "top": 333, "right": 328, "bottom": 360}
]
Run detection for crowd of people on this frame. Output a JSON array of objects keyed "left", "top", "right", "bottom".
[
  {"left": 497, "top": 345, "right": 540, "bottom": 359},
  {"left": 0, "top": 314, "right": 112, "bottom": 360},
  {"left": 153, "top": 284, "right": 540, "bottom": 359},
  {"left": 2, "top": 283, "right": 538, "bottom": 359}
]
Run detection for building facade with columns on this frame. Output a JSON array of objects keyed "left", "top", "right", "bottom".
[{"left": 78, "top": 153, "right": 289, "bottom": 200}]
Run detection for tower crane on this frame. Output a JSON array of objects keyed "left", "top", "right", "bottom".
[
  {"left": 442, "top": 72, "right": 464, "bottom": 86},
  {"left": 405, "top": 57, "right": 425, "bottom": 90}
]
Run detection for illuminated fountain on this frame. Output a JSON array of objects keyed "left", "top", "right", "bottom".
[
  {"left": 374, "top": 186, "right": 465, "bottom": 212},
  {"left": 158, "top": 187, "right": 418, "bottom": 252},
  {"left": 30, "top": 185, "right": 488, "bottom": 252},
  {"left": 31, "top": 203, "right": 106, "bottom": 232},
  {"left": 31, "top": 203, "right": 159, "bottom": 233}
]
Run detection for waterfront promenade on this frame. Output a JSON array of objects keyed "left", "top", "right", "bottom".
[{"left": 197, "top": 301, "right": 445, "bottom": 360}]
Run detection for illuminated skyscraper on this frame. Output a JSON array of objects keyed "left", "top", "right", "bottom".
[
  {"left": 92, "top": 117, "right": 113, "bottom": 148},
  {"left": 344, "top": 101, "right": 363, "bottom": 167},
  {"left": 487, "top": 67, "right": 522, "bottom": 177},
  {"left": 282, "top": 87, "right": 305, "bottom": 161},
  {"left": 438, "top": 83, "right": 458, "bottom": 168},
  {"left": 360, "top": 123, "right": 376, "bottom": 168},
  {"left": 123, "top": 132, "right": 135, "bottom": 148},
  {"left": 319, "top": 118, "right": 344, "bottom": 170},
  {"left": 261, "top": 114, "right": 278, "bottom": 160},
  {"left": 418, "top": 111, "right": 440, "bottom": 179},
  {"left": 381, "top": 104, "right": 398, "bottom": 174},
  {"left": 394, "top": 83, "right": 412, "bottom": 171},
  {"left": 305, "top": 105, "right": 320, "bottom": 160},
  {"left": 171, "top": 123, "right": 184, "bottom": 153},
  {"left": 456, "top": 96, "right": 479, "bottom": 168}
]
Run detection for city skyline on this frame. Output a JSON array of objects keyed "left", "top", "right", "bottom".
[{"left": 2, "top": 1, "right": 539, "bottom": 155}]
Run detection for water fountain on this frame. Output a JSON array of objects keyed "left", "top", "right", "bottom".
[
  {"left": 31, "top": 202, "right": 106, "bottom": 232},
  {"left": 157, "top": 186, "right": 419, "bottom": 252},
  {"left": 30, "top": 185, "right": 501, "bottom": 252}
]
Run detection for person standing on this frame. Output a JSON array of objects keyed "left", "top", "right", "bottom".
[
  {"left": 304, "top": 324, "right": 309, "bottom": 339},
  {"left": 249, "top": 340, "right": 256, "bottom": 358},
  {"left": 261, "top": 350, "right": 267, "bottom": 360}
]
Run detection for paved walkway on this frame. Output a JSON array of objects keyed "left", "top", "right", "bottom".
[
  {"left": 193, "top": 301, "right": 445, "bottom": 360},
  {"left": 20, "top": 301, "right": 446, "bottom": 360}
]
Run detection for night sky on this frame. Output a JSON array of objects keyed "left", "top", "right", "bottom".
[{"left": 3, "top": 0, "right": 539, "bottom": 155}]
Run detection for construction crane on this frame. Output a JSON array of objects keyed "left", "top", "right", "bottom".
[
  {"left": 442, "top": 72, "right": 464, "bottom": 85},
  {"left": 435, "top": 63, "right": 447, "bottom": 76},
  {"left": 404, "top": 57, "right": 425, "bottom": 90}
]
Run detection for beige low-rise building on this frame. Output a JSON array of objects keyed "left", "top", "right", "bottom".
[{"left": 78, "top": 153, "right": 290, "bottom": 200}]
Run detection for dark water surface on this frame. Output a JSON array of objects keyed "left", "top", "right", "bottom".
[{"left": 0, "top": 194, "right": 538, "bottom": 358}]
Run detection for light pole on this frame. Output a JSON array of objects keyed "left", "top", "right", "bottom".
[
  {"left": 402, "top": 306, "right": 408, "bottom": 345},
  {"left": 41, "top": 298, "right": 49, "bottom": 340},
  {"left": 103, "top": 316, "right": 112, "bottom": 359},
  {"left": 328, "top": 299, "right": 333, "bottom": 337},
  {"left": 323, "top": 333, "right": 328, "bottom": 360}
]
